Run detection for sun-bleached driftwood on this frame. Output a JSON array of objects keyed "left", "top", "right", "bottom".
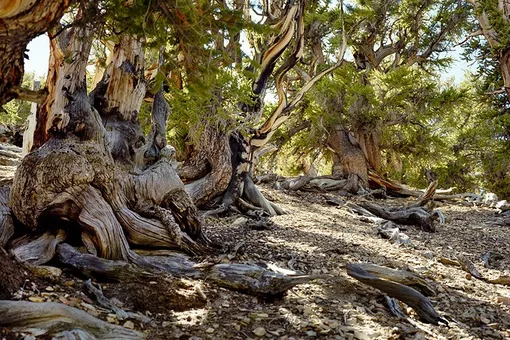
[
  {"left": 0, "top": 300, "right": 145, "bottom": 339},
  {"left": 346, "top": 263, "right": 446, "bottom": 325}
]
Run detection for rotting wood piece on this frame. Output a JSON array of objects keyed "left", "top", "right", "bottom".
[
  {"left": 346, "top": 263, "right": 447, "bottom": 325},
  {"left": 0, "top": 300, "right": 145, "bottom": 339}
]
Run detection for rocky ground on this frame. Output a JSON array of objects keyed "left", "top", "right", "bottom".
[{"left": 2, "top": 186, "right": 510, "bottom": 340}]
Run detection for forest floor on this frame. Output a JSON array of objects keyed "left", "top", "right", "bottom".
[{"left": 2, "top": 185, "right": 510, "bottom": 340}]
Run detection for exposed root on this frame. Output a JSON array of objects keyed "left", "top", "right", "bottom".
[
  {"left": 0, "top": 300, "right": 145, "bottom": 339},
  {"left": 242, "top": 173, "right": 285, "bottom": 216}
]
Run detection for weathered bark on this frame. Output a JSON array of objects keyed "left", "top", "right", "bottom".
[
  {"left": 90, "top": 35, "right": 147, "bottom": 166},
  {"left": 356, "top": 126, "right": 383, "bottom": 173},
  {"left": 0, "top": 0, "right": 71, "bottom": 106},
  {"left": 181, "top": 126, "right": 233, "bottom": 206},
  {"left": 3, "top": 0, "right": 326, "bottom": 306},
  {"left": 33, "top": 16, "right": 95, "bottom": 149},
  {"left": 327, "top": 126, "right": 368, "bottom": 192}
]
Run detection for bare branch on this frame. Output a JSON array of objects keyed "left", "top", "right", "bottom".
[{"left": 9, "top": 86, "right": 47, "bottom": 104}]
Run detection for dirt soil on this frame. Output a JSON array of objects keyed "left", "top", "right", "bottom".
[{"left": 3, "top": 186, "right": 510, "bottom": 340}]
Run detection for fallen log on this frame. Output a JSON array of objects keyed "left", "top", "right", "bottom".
[
  {"left": 346, "top": 263, "right": 446, "bottom": 325},
  {"left": 359, "top": 202, "right": 440, "bottom": 232},
  {"left": 368, "top": 170, "right": 467, "bottom": 201},
  {"left": 57, "top": 243, "right": 328, "bottom": 297}
]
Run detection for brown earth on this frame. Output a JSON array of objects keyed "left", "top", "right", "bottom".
[{"left": 2, "top": 186, "right": 510, "bottom": 339}]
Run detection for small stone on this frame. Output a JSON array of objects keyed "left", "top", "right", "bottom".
[
  {"left": 24, "top": 335, "right": 36, "bottom": 340},
  {"left": 162, "top": 321, "right": 172, "bottom": 328},
  {"left": 253, "top": 327, "right": 266, "bottom": 337},
  {"left": 45, "top": 286, "right": 54, "bottom": 292},
  {"left": 63, "top": 280, "right": 75, "bottom": 286},
  {"left": 233, "top": 323, "right": 241, "bottom": 331},
  {"left": 80, "top": 302, "right": 96, "bottom": 311},
  {"left": 497, "top": 296, "right": 510, "bottom": 306},
  {"left": 466, "top": 273, "right": 472, "bottom": 280},
  {"left": 354, "top": 331, "right": 371, "bottom": 340},
  {"left": 28, "top": 296, "right": 45, "bottom": 302},
  {"left": 106, "top": 317, "right": 117, "bottom": 324},
  {"left": 232, "top": 217, "right": 248, "bottom": 227},
  {"left": 123, "top": 321, "right": 135, "bottom": 329},
  {"left": 303, "top": 305, "right": 313, "bottom": 315},
  {"left": 327, "top": 320, "right": 339, "bottom": 328},
  {"left": 480, "top": 316, "right": 491, "bottom": 324},
  {"left": 205, "top": 327, "right": 215, "bottom": 333},
  {"left": 241, "top": 317, "right": 251, "bottom": 325},
  {"left": 345, "top": 317, "right": 356, "bottom": 326},
  {"left": 30, "top": 266, "right": 62, "bottom": 280},
  {"left": 306, "top": 330, "right": 317, "bottom": 337}
]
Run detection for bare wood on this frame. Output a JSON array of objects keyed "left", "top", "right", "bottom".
[
  {"left": 57, "top": 243, "right": 327, "bottom": 298},
  {"left": 354, "top": 263, "right": 436, "bottom": 296},
  {"left": 411, "top": 181, "right": 438, "bottom": 207},
  {"left": 207, "top": 263, "right": 331, "bottom": 297},
  {"left": 0, "top": 300, "right": 145, "bottom": 339},
  {"left": 11, "top": 230, "right": 67, "bottom": 265},
  {"left": 346, "top": 263, "right": 447, "bottom": 325},
  {"left": 9, "top": 86, "right": 47, "bottom": 103},
  {"left": 359, "top": 202, "right": 437, "bottom": 232}
]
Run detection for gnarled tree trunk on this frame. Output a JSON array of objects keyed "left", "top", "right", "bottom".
[{"left": 327, "top": 126, "right": 368, "bottom": 192}]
